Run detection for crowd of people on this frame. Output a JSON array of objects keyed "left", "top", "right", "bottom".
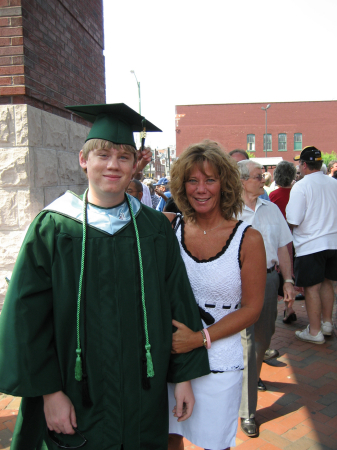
[{"left": 0, "top": 102, "right": 336, "bottom": 450}]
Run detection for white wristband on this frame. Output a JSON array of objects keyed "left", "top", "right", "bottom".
[{"left": 284, "top": 279, "right": 294, "bottom": 285}]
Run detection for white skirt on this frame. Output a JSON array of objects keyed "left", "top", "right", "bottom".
[{"left": 168, "top": 370, "right": 243, "bottom": 450}]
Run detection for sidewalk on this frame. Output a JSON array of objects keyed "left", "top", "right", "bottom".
[
  {"left": 185, "top": 297, "right": 337, "bottom": 450},
  {"left": 0, "top": 298, "right": 336, "bottom": 450}
]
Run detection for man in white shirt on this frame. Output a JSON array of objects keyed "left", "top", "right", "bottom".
[
  {"left": 237, "top": 160, "right": 295, "bottom": 437},
  {"left": 286, "top": 146, "right": 337, "bottom": 344}
]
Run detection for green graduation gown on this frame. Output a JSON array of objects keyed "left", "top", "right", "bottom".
[{"left": 0, "top": 192, "right": 209, "bottom": 450}]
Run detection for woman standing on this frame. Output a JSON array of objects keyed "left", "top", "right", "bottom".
[
  {"left": 166, "top": 140, "right": 266, "bottom": 450},
  {"left": 269, "top": 161, "right": 298, "bottom": 322}
]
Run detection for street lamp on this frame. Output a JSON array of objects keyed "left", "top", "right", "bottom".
[
  {"left": 261, "top": 104, "right": 271, "bottom": 158},
  {"left": 130, "top": 70, "right": 141, "bottom": 115}
]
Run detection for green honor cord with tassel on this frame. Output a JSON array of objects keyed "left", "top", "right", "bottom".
[
  {"left": 75, "top": 188, "right": 88, "bottom": 382},
  {"left": 127, "top": 195, "right": 155, "bottom": 378},
  {"left": 75, "top": 190, "right": 154, "bottom": 385}
]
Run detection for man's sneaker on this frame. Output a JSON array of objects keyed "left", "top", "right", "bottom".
[
  {"left": 295, "top": 325, "right": 325, "bottom": 344},
  {"left": 321, "top": 321, "right": 333, "bottom": 336}
]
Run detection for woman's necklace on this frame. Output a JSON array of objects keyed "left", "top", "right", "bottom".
[{"left": 195, "top": 218, "right": 224, "bottom": 235}]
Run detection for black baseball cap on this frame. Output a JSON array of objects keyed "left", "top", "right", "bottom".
[{"left": 294, "top": 146, "right": 322, "bottom": 162}]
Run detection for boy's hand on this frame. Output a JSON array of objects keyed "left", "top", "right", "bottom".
[
  {"left": 43, "top": 391, "right": 77, "bottom": 435},
  {"left": 172, "top": 381, "right": 195, "bottom": 422}
]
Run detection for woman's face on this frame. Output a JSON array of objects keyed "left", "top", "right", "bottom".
[{"left": 185, "top": 162, "right": 221, "bottom": 216}]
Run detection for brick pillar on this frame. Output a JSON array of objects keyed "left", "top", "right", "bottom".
[{"left": 0, "top": 0, "right": 105, "bottom": 306}]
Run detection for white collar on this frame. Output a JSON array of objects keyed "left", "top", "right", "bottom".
[{"left": 243, "top": 196, "right": 268, "bottom": 212}]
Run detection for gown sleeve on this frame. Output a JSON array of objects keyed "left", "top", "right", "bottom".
[
  {"left": 162, "top": 218, "right": 210, "bottom": 383},
  {"left": 0, "top": 212, "right": 63, "bottom": 397}
]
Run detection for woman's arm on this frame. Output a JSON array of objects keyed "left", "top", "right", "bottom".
[{"left": 172, "top": 227, "right": 266, "bottom": 353}]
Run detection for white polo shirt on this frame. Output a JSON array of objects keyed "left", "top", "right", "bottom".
[
  {"left": 238, "top": 198, "right": 292, "bottom": 269},
  {"left": 286, "top": 171, "right": 337, "bottom": 257}
]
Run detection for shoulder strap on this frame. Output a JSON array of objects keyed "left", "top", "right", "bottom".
[{"left": 172, "top": 213, "right": 183, "bottom": 234}]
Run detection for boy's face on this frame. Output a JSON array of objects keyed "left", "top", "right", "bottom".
[{"left": 79, "top": 146, "right": 137, "bottom": 207}]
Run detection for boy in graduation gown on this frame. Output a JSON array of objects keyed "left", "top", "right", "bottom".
[{"left": 0, "top": 104, "right": 210, "bottom": 450}]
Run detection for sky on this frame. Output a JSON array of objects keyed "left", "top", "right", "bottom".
[{"left": 103, "top": 0, "right": 337, "bottom": 150}]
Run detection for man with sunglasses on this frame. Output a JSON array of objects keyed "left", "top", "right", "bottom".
[{"left": 237, "top": 160, "right": 295, "bottom": 437}]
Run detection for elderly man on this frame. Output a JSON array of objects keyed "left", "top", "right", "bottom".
[
  {"left": 229, "top": 149, "right": 270, "bottom": 201},
  {"left": 237, "top": 160, "right": 295, "bottom": 437},
  {"left": 287, "top": 146, "right": 337, "bottom": 344},
  {"left": 154, "top": 177, "right": 172, "bottom": 212}
]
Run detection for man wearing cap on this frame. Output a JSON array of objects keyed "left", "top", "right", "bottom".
[
  {"left": 286, "top": 146, "right": 337, "bottom": 344},
  {"left": 154, "top": 177, "right": 172, "bottom": 212},
  {"left": 0, "top": 103, "right": 209, "bottom": 450}
]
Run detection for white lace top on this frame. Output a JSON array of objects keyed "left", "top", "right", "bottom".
[{"left": 176, "top": 219, "right": 250, "bottom": 372}]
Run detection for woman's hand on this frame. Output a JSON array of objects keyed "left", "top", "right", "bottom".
[
  {"left": 43, "top": 391, "right": 77, "bottom": 435},
  {"left": 171, "top": 320, "right": 202, "bottom": 353}
]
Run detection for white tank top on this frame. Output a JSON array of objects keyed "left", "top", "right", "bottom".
[{"left": 176, "top": 219, "right": 250, "bottom": 372}]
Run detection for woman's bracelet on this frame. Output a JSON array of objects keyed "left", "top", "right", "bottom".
[{"left": 200, "top": 328, "right": 211, "bottom": 349}]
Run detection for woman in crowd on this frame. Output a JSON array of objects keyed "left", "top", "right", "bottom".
[
  {"left": 269, "top": 161, "right": 296, "bottom": 219},
  {"left": 269, "top": 161, "right": 297, "bottom": 322},
  {"left": 165, "top": 140, "right": 266, "bottom": 450},
  {"left": 262, "top": 171, "right": 273, "bottom": 194}
]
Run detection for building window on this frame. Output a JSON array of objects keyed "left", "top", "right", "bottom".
[
  {"left": 278, "top": 133, "right": 287, "bottom": 151},
  {"left": 294, "top": 133, "right": 302, "bottom": 150},
  {"left": 247, "top": 134, "right": 255, "bottom": 151},
  {"left": 263, "top": 134, "right": 272, "bottom": 151}
]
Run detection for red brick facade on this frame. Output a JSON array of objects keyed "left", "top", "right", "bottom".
[
  {"left": 0, "top": 0, "right": 105, "bottom": 121},
  {"left": 175, "top": 101, "right": 337, "bottom": 161}
]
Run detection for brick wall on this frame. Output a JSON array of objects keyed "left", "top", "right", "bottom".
[
  {"left": 0, "top": 0, "right": 105, "bottom": 120},
  {"left": 175, "top": 101, "right": 337, "bottom": 162},
  {"left": 0, "top": 2, "right": 24, "bottom": 101}
]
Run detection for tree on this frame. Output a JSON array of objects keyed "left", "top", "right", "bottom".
[{"left": 322, "top": 151, "right": 337, "bottom": 167}]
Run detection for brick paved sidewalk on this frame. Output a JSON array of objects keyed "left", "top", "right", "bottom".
[
  {"left": 1, "top": 298, "right": 336, "bottom": 450},
  {"left": 185, "top": 298, "right": 337, "bottom": 450}
]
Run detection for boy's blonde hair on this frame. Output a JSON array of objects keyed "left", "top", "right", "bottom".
[
  {"left": 81, "top": 139, "right": 137, "bottom": 173},
  {"left": 82, "top": 139, "right": 137, "bottom": 161}
]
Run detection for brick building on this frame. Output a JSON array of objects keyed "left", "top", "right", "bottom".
[
  {"left": 0, "top": 0, "right": 105, "bottom": 115},
  {"left": 175, "top": 101, "right": 337, "bottom": 161},
  {"left": 0, "top": 0, "right": 105, "bottom": 306}
]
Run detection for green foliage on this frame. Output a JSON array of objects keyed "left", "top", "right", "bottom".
[
  {"left": 322, "top": 151, "right": 337, "bottom": 167},
  {"left": 247, "top": 152, "right": 255, "bottom": 159}
]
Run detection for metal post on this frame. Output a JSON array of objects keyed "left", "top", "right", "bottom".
[
  {"left": 130, "top": 70, "right": 141, "bottom": 114},
  {"left": 265, "top": 110, "right": 267, "bottom": 158},
  {"left": 261, "top": 104, "right": 271, "bottom": 158},
  {"left": 137, "top": 81, "right": 141, "bottom": 115}
]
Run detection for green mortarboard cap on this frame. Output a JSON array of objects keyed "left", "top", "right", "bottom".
[{"left": 65, "top": 103, "right": 162, "bottom": 148}]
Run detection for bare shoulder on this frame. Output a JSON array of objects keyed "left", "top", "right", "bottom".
[
  {"left": 243, "top": 226, "right": 263, "bottom": 243},
  {"left": 241, "top": 227, "right": 265, "bottom": 256},
  {"left": 163, "top": 212, "right": 176, "bottom": 223}
]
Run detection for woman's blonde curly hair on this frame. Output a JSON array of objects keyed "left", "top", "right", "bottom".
[{"left": 170, "top": 140, "right": 243, "bottom": 221}]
